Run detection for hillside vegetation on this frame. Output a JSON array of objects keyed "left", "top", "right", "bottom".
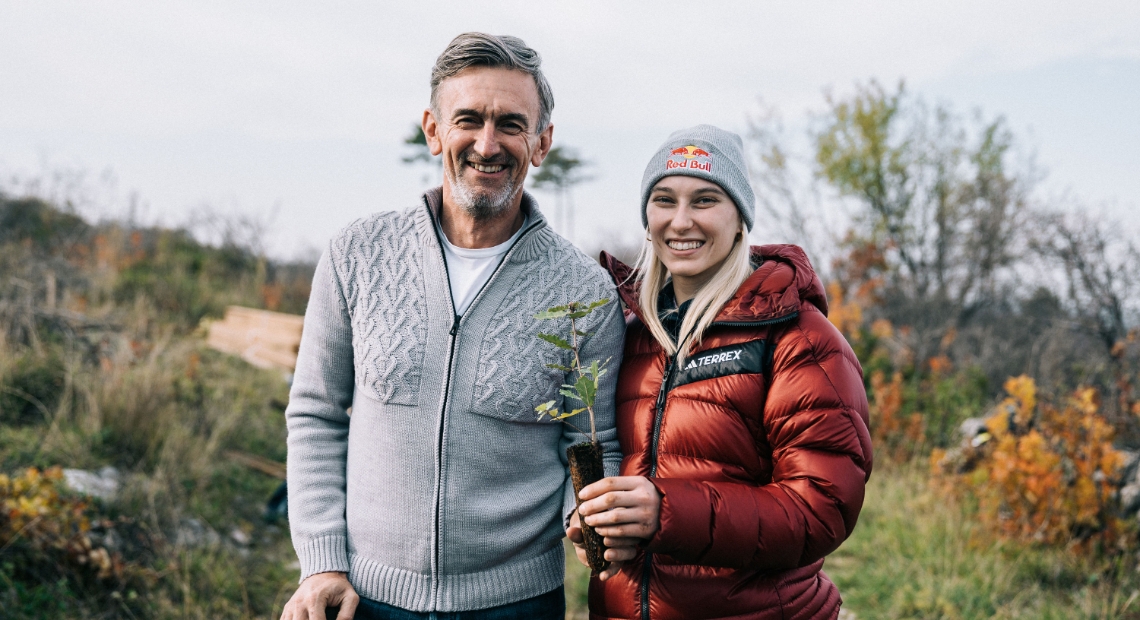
[{"left": 0, "top": 196, "right": 312, "bottom": 618}]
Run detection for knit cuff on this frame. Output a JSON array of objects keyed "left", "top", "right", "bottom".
[
  {"left": 295, "top": 534, "right": 350, "bottom": 582},
  {"left": 563, "top": 475, "right": 580, "bottom": 530}
]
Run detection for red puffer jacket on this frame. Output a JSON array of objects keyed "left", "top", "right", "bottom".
[{"left": 592, "top": 245, "right": 872, "bottom": 620}]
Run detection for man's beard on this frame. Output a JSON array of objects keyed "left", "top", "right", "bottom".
[{"left": 446, "top": 156, "right": 520, "bottom": 220}]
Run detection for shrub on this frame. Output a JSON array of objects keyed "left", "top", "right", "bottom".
[
  {"left": 0, "top": 348, "right": 65, "bottom": 425},
  {"left": 935, "top": 376, "right": 1128, "bottom": 549},
  {"left": 0, "top": 197, "right": 90, "bottom": 253},
  {"left": 0, "top": 467, "right": 155, "bottom": 617}
]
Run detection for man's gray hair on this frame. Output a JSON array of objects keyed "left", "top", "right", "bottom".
[{"left": 430, "top": 32, "right": 554, "bottom": 133}]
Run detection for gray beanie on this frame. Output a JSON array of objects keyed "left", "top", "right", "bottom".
[{"left": 640, "top": 124, "right": 755, "bottom": 231}]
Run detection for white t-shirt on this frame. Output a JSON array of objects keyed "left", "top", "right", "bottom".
[{"left": 436, "top": 216, "right": 529, "bottom": 316}]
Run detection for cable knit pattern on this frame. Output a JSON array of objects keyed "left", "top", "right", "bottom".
[
  {"left": 473, "top": 227, "right": 617, "bottom": 419},
  {"left": 330, "top": 210, "right": 428, "bottom": 405},
  {"left": 286, "top": 190, "right": 625, "bottom": 613}
]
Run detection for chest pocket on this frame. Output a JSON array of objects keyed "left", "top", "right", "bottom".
[
  {"left": 470, "top": 307, "right": 571, "bottom": 423},
  {"left": 673, "top": 339, "right": 772, "bottom": 389},
  {"left": 349, "top": 281, "right": 429, "bottom": 406}
]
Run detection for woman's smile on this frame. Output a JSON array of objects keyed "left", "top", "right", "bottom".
[{"left": 666, "top": 239, "right": 705, "bottom": 252}]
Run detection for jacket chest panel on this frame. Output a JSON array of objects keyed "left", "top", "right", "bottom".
[
  {"left": 614, "top": 349, "right": 665, "bottom": 405},
  {"left": 465, "top": 286, "right": 571, "bottom": 423},
  {"left": 615, "top": 333, "right": 773, "bottom": 482}
]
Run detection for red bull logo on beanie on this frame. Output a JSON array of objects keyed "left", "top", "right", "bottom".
[{"left": 666, "top": 145, "right": 712, "bottom": 172}]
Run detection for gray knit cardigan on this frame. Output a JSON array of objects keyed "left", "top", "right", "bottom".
[{"left": 285, "top": 189, "right": 624, "bottom": 612}]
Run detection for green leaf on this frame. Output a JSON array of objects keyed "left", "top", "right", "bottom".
[
  {"left": 537, "top": 332, "right": 572, "bottom": 350},
  {"left": 534, "top": 399, "right": 559, "bottom": 421},
  {"left": 587, "top": 298, "right": 611, "bottom": 311},
  {"left": 534, "top": 304, "right": 570, "bottom": 320},
  {"left": 598, "top": 356, "right": 612, "bottom": 374},
  {"left": 545, "top": 363, "right": 574, "bottom": 372},
  {"left": 574, "top": 330, "right": 591, "bottom": 338},
  {"left": 574, "top": 374, "right": 597, "bottom": 408},
  {"left": 560, "top": 388, "right": 582, "bottom": 403},
  {"left": 535, "top": 299, "right": 607, "bottom": 320}
]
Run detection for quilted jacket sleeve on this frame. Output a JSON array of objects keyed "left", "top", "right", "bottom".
[{"left": 646, "top": 306, "right": 872, "bottom": 570}]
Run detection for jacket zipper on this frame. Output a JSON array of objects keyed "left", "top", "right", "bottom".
[
  {"left": 638, "top": 311, "right": 796, "bottom": 619},
  {"left": 427, "top": 203, "right": 541, "bottom": 607},
  {"left": 642, "top": 353, "right": 677, "bottom": 620},
  {"left": 647, "top": 357, "right": 677, "bottom": 479}
]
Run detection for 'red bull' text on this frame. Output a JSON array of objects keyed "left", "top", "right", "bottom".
[{"left": 666, "top": 158, "right": 712, "bottom": 172}]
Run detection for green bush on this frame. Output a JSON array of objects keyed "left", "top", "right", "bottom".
[
  {"left": 0, "top": 197, "right": 90, "bottom": 253},
  {"left": 0, "top": 348, "right": 65, "bottom": 425},
  {"left": 112, "top": 229, "right": 261, "bottom": 327}
]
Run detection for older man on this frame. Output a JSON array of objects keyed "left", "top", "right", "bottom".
[{"left": 281, "top": 33, "right": 624, "bottom": 620}]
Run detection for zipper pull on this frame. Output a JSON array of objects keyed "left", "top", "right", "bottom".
[
  {"left": 655, "top": 360, "right": 673, "bottom": 411},
  {"left": 449, "top": 316, "right": 459, "bottom": 336}
]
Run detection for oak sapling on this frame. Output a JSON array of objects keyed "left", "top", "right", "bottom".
[{"left": 534, "top": 298, "right": 611, "bottom": 572}]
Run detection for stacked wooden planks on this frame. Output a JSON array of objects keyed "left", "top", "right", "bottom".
[{"left": 206, "top": 306, "right": 304, "bottom": 371}]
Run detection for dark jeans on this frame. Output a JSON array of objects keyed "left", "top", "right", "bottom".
[{"left": 349, "top": 587, "right": 565, "bottom": 620}]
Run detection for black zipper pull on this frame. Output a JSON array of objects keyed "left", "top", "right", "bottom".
[
  {"left": 449, "top": 316, "right": 460, "bottom": 336},
  {"left": 655, "top": 361, "right": 673, "bottom": 412}
]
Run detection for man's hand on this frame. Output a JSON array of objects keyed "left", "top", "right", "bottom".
[{"left": 280, "top": 571, "right": 359, "bottom": 620}]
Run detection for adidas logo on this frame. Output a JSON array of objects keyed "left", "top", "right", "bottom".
[{"left": 684, "top": 349, "right": 742, "bottom": 370}]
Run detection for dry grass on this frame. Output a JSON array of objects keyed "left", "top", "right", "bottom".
[
  {"left": 829, "top": 461, "right": 1140, "bottom": 620},
  {"left": 0, "top": 322, "right": 299, "bottom": 618}
]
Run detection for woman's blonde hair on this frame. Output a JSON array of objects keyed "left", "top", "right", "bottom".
[{"left": 634, "top": 228, "right": 753, "bottom": 365}]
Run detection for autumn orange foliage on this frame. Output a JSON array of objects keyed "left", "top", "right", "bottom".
[
  {"left": 869, "top": 370, "right": 903, "bottom": 439},
  {"left": 826, "top": 235, "right": 1134, "bottom": 553},
  {"left": 936, "top": 377, "right": 1127, "bottom": 547},
  {"left": 827, "top": 280, "right": 863, "bottom": 339},
  {"left": 869, "top": 369, "right": 927, "bottom": 461}
]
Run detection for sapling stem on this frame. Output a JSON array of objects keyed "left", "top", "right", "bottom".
[
  {"left": 568, "top": 312, "right": 597, "bottom": 443},
  {"left": 533, "top": 298, "right": 613, "bottom": 573},
  {"left": 532, "top": 298, "right": 611, "bottom": 444}
]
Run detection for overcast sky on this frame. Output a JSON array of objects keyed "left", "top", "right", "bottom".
[{"left": 2, "top": 1, "right": 1137, "bottom": 258}]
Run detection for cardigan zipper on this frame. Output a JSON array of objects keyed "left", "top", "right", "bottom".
[{"left": 426, "top": 202, "right": 541, "bottom": 607}]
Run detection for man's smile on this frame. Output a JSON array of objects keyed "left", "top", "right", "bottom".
[{"left": 468, "top": 162, "right": 507, "bottom": 174}]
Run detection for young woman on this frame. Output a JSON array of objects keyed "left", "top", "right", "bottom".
[{"left": 568, "top": 125, "right": 872, "bottom": 619}]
